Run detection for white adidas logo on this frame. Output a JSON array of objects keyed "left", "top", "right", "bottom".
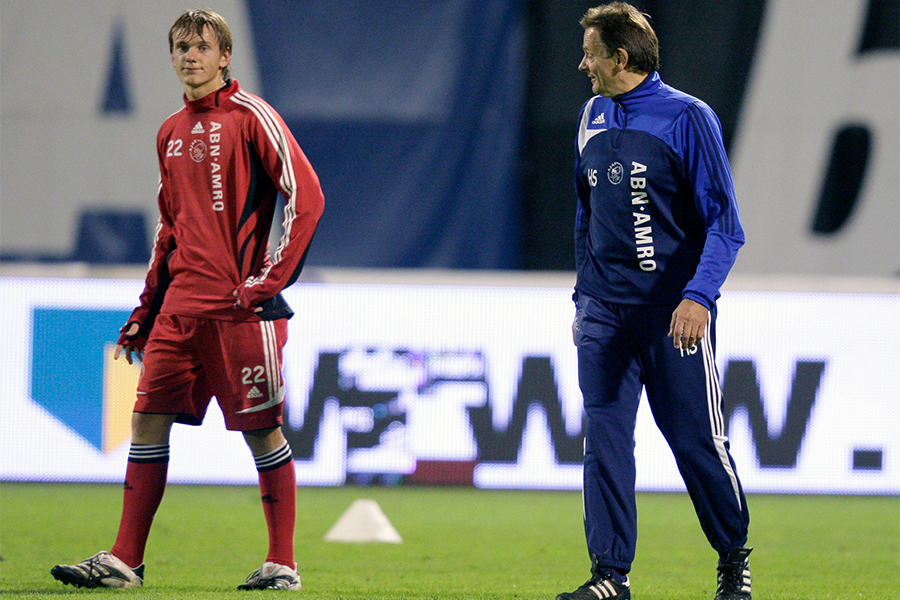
[
  {"left": 591, "top": 113, "right": 606, "bottom": 126},
  {"left": 247, "top": 386, "right": 263, "bottom": 399},
  {"left": 191, "top": 122, "right": 205, "bottom": 134}
]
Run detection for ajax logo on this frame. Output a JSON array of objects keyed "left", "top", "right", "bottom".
[
  {"left": 607, "top": 162, "right": 624, "bottom": 185},
  {"left": 189, "top": 139, "right": 208, "bottom": 162}
]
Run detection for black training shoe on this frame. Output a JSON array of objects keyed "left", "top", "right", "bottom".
[
  {"left": 715, "top": 547, "right": 752, "bottom": 599},
  {"left": 51, "top": 551, "right": 144, "bottom": 589},
  {"left": 557, "top": 572, "right": 631, "bottom": 600}
]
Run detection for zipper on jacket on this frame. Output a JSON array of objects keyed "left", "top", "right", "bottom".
[{"left": 612, "top": 99, "right": 627, "bottom": 149}]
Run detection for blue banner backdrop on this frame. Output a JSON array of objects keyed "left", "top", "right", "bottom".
[{"left": 247, "top": 0, "right": 528, "bottom": 268}]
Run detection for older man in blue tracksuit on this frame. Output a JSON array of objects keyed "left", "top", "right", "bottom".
[{"left": 557, "top": 4, "right": 752, "bottom": 600}]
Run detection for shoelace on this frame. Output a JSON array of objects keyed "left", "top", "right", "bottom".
[
  {"left": 716, "top": 562, "right": 746, "bottom": 594},
  {"left": 82, "top": 555, "right": 105, "bottom": 578}
]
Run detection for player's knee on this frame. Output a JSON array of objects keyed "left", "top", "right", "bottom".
[
  {"left": 242, "top": 426, "right": 285, "bottom": 455},
  {"left": 131, "top": 412, "right": 176, "bottom": 444}
]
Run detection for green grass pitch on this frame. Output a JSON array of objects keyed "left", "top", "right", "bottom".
[{"left": 0, "top": 483, "right": 897, "bottom": 599}]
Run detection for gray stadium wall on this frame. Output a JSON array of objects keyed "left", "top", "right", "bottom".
[{"left": 1, "top": 0, "right": 898, "bottom": 274}]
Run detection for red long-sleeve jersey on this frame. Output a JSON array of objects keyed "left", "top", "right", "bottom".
[{"left": 128, "top": 80, "right": 324, "bottom": 328}]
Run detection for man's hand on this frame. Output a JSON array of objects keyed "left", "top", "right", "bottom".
[
  {"left": 668, "top": 298, "right": 708, "bottom": 351},
  {"left": 232, "top": 289, "right": 263, "bottom": 313},
  {"left": 114, "top": 322, "right": 143, "bottom": 365}
]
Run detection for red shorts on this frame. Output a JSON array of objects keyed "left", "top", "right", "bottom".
[{"left": 135, "top": 313, "right": 288, "bottom": 431}]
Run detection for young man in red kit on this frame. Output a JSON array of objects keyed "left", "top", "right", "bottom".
[{"left": 51, "top": 9, "right": 324, "bottom": 591}]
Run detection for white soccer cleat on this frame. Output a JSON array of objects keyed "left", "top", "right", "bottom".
[
  {"left": 238, "top": 561, "right": 302, "bottom": 591},
  {"left": 51, "top": 550, "right": 144, "bottom": 589}
]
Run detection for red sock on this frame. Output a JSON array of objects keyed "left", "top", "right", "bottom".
[
  {"left": 110, "top": 444, "right": 169, "bottom": 568},
  {"left": 255, "top": 444, "right": 296, "bottom": 568}
]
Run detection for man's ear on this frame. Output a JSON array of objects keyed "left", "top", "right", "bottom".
[{"left": 613, "top": 48, "right": 629, "bottom": 73}]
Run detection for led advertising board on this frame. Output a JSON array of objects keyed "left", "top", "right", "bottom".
[{"left": 1, "top": 277, "right": 896, "bottom": 494}]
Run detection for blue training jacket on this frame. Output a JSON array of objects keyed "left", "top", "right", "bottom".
[{"left": 574, "top": 72, "right": 745, "bottom": 310}]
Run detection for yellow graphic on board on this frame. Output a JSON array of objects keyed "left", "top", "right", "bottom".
[{"left": 102, "top": 343, "right": 140, "bottom": 453}]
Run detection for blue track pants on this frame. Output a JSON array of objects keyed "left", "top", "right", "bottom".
[{"left": 575, "top": 294, "right": 749, "bottom": 573}]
